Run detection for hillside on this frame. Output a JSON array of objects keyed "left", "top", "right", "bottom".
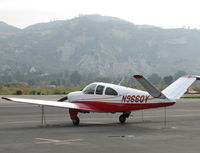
[
  {"left": 0, "top": 21, "right": 19, "bottom": 32},
  {"left": 0, "top": 14, "right": 200, "bottom": 79}
]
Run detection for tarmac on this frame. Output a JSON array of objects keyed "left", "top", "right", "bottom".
[{"left": 1, "top": 95, "right": 200, "bottom": 153}]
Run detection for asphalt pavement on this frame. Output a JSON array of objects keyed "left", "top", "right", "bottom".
[{"left": 0, "top": 95, "right": 200, "bottom": 153}]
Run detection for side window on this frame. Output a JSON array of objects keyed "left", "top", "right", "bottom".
[
  {"left": 83, "top": 84, "right": 97, "bottom": 94},
  {"left": 96, "top": 85, "right": 105, "bottom": 95},
  {"left": 105, "top": 87, "right": 118, "bottom": 95}
]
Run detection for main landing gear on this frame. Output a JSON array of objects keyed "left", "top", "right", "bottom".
[
  {"left": 69, "top": 109, "right": 80, "bottom": 126},
  {"left": 72, "top": 117, "right": 80, "bottom": 126},
  {"left": 69, "top": 109, "right": 131, "bottom": 126},
  {"left": 119, "top": 112, "right": 131, "bottom": 124}
]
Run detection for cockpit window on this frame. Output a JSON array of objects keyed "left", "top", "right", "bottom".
[
  {"left": 105, "top": 87, "right": 118, "bottom": 95},
  {"left": 83, "top": 84, "right": 97, "bottom": 94},
  {"left": 96, "top": 85, "right": 105, "bottom": 95}
]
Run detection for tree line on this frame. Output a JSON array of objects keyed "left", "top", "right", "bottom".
[
  {"left": 0, "top": 69, "right": 188, "bottom": 87},
  {"left": 1, "top": 69, "right": 200, "bottom": 95}
]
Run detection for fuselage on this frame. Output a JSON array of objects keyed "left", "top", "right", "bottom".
[{"left": 67, "top": 82, "right": 176, "bottom": 113}]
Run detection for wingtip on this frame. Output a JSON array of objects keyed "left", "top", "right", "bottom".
[
  {"left": 182, "top": 75, "right": 200, "bottom": 80},
  {"left": 1, "top": 97, "right": 12, "bottom": 101},
  {"left": 133, "top": 75, "right": 144, "bottom": 78},
  {"left": 182, "top": 75, "right": 196, "bottom": 78}
]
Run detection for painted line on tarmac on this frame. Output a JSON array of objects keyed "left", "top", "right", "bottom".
[{"left": 35, "top": 138, "right": 83, "bottom": 144}]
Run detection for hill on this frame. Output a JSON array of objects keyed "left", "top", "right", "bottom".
[
  {"left": 0, "top": 21, "right": 20, "bottom": 32},
  {"left": 0, "top": 14, "right": 200, "bottom": 80}
]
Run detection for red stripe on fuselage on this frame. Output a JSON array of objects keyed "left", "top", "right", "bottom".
[{"left": 73, "top": 101, "right": 176, "bottom": 113}]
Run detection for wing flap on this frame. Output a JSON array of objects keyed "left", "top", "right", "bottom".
[{"left": 2, "top": 97, "right": 97, "bottom": 112}]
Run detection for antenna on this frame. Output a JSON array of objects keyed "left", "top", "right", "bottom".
[{"left": 118, "top": 77, "right": 125, "bottom": 85}]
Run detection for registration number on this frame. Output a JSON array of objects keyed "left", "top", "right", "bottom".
[{"left": 121, "top": 95, "right": 150, "bottom": 103}]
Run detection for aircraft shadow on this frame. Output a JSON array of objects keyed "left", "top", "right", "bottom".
[{"left": 0, "top": 120, "right": 172, "bottom": 132}]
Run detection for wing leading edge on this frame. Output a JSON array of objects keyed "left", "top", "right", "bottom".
[{"left": 1, "top": 97, "right": 98, "bottom": 112}]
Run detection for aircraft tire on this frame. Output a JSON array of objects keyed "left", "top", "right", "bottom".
[
  {"left": 72, "top": 117, "right": 80, "bottom": 126},
  {"left": 119, "top": 115, "right": 126, "bottom": 123},
  {"left": 124, "top": 112, "right": 131, "bottom": 118}
]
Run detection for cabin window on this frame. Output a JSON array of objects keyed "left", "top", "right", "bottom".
[
  {"left": 96, "top": 85, "right": 105, "bottom": 95},
  {"left": 83, "top": 84, "right": 97, "bottom": 94},
  {"left": 105, "top": 87, "right": 118, "bottom": 95}
]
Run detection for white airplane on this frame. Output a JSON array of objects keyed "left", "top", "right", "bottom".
[{"left": 2, "top": 75, "right": 200, "bottom": 126}]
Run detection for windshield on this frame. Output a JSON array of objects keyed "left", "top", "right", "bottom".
[{"left": 83, "top": 84, "right": 97, "bottom": 94}]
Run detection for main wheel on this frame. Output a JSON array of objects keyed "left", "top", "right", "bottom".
[
  {"left": 124, "top": 112, "right": 131, "bottom": 118},
  {"left": 119, "top": 115, "right": 126, "bottom": 123},
  {"left": 72, "top": 117, "right": 80, "bottom": 126}
]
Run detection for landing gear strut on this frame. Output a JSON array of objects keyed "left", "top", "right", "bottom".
[
  {"left": 72, "top": 117, "right": 80, "bottom": 126},
  {"left": 119, "top": 112, "right": 131, "bottom": 124},
  {"left": 69, "top": 109, "right": 80, "bottom": 126}
]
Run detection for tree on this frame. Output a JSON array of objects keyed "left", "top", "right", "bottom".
[
  {"left": 174, "top": 70, "right": 187, "bottom": 80},
  {"left": 64, "top": 70, "right": 69, "bottom": 77},
  {"left": 70, "top": 71, "right": 82, "bottom": 85},
  {"left": 148, "top": 73, "right": 162, "bottom": 85},
  {"left": 96, "top": 76, "right": 111, "bottom": 83},
  {"left": 163, "top": 75, "right": 173, "bottom": 85}
]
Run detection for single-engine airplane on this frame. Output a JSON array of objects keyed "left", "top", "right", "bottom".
[{"left": 2, "top": 75, "right": 200, "bottom": 126}]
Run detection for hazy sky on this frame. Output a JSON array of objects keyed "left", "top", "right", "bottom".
[{"left": 0, "top": 0, "right": 200, "bottom": 29}]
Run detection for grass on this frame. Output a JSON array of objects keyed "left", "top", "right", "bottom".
[
  {"left": 182, "top": 95, "right": 200, "bottom": 99},
  {"left": 0, "top": 86, "right": 81, "bottom": 95}
]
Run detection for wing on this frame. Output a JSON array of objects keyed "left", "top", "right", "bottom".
[{"left": 2, "top": 97, "right": 98, "bottom": 112}]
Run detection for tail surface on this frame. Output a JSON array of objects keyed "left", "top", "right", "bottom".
[
  {"left": 134, "top": 75, "right": 200, "bottom": 100},
  {"left": 162, "top": 75, "right": 200, "bottom": 99},
  {"left": 133, "top": 75, "right": 167, "bottom": 99}
]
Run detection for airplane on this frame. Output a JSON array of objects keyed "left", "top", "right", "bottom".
[{"left": 2, "top": 75, "right": 200, "bottom": 126}]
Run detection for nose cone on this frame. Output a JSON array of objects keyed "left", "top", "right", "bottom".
[{"left": 68, "top": 91, "right": 82, "bottom": 101}]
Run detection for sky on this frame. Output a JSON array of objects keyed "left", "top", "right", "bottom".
[{"left": 0, "top": 0, "right": 200, "bottom": 29}]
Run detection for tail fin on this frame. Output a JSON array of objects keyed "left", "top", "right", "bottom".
[
  {"left": 133, "top": 75, "right": 167, "bottom": 99},
  {"left": 162, "top": 75, "right": 200, "bottom": 99}
]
